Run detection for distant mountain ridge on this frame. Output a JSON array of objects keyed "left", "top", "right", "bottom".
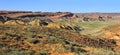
[
  {"left": 76, "top": 13, "right": 120, "bottom": 19},
  {"left": 0, "top": 10, "right": 120, "bottom": 21}
]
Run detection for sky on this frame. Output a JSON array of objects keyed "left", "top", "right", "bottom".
[{"left": 0, "top": 0, "right": 120, "bottom": 13}]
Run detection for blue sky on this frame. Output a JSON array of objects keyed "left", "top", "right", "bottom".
[{"left": 0, "top": 0, "right": 120, "bottom": 13}]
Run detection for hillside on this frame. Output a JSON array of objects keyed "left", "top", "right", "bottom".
[{"left": 0, "top": 10, "right": 120, "bottom": 55}]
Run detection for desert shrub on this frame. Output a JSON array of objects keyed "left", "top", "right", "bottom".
[
  {"left": 48, "top": 37, "right": 58, "bottom": 44},
  {"left": 26, "top": 38, "right": 39, "bottom": 44},
  {"left": 0, "top": 50, "right": 36, "bottom": 55},
  {"left": 55, "top": 44, "right": 66, "bottom": 53},
  {"left": 0, "top": 46, "right": 31, "bottom": 55},
  {"left": 39, "top": 51, "right": 50, "bottom": 55}
]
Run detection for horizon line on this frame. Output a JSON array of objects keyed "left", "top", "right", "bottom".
[{"left": 1, "top": 10, "right": 120, "bottom": 13}]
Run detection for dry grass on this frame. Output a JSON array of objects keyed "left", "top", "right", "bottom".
[{"left": 0, "top": 20, "right": 120, "bottom": 55}]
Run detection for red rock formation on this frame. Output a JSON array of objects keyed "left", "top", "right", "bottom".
[{"left": 0, "top": 11, "right": 78, "bottom": 20}]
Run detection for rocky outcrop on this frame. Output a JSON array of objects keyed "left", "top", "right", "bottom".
[
  {"left": 0, "top": 11, "right": 78, "bottom": 21},
  {"left": 28, "top": 19, "right": 41, "bottom": 26},
  {"left": 0, "top": 15, "right": 20, "bottom": 23},
  {"left": 0, "top": 21, "right": 3, "bottom": 25},
  {"left": 0, "top": 11, "right": 79, "bottom": 26},
  {"left": 4, "top": 20, "right": 25, "bottom": 25}
]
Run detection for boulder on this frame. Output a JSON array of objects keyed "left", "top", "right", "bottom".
[{"left": 0, "top": 16, "right": 7, "bottom": 22}]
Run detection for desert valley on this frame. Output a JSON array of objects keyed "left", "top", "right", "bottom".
[{"left": 0, "top": 10, "right": 120, "bottom": 55}]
